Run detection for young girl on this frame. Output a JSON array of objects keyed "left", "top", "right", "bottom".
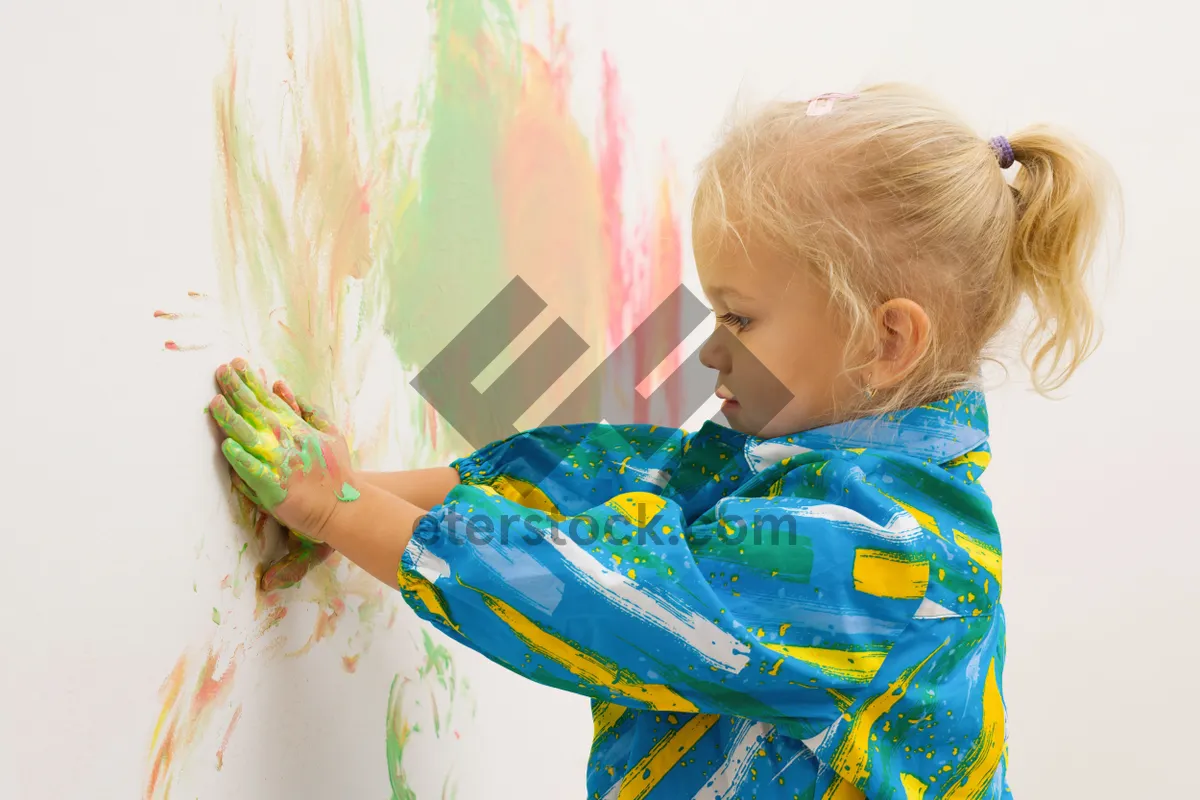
[{"left": 207, "top": 83, "right": 1114, "bottom": 798}]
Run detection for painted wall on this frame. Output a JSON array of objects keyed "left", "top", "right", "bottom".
[{"left": 2, "top": 1, "right": 1196, "bottom": 798}]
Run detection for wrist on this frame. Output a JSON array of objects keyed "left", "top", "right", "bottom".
[
  {"left": 314, "top": 481, "right": 429, "bottom": 587},
  {"left": 320, "top": 478, "right": 380, "bottom": 546}
]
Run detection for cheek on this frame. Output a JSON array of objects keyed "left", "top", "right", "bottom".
[{"left": 747, "top": 321, "right": 845, "bottom": 396}]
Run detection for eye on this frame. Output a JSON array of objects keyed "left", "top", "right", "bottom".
[{"left": 718, "top": 312, "right": 752, "bottom": 332}]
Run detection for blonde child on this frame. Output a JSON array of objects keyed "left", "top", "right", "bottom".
[{"left": 207, "top": 83, "right": 1115, "bottom": 798}]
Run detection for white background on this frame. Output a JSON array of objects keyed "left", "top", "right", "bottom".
[{"left": 2, "top": 1, "right": 1197, "bottom": 798}]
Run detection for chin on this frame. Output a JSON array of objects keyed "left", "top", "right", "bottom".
[{"left": 718, "top": 404, "right": 757, "bottom": 435}]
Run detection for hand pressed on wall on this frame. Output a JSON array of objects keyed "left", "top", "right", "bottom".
[{"left": 207, "top": 358, "right": 361, "bottom": 589}]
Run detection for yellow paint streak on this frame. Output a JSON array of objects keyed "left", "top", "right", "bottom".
[
  {"left": 616, "top": 714, "right": 720, "bottom": 800},
  {"left": 592, "top": 701, "right": 627, "bottom": 739},
  {"left": 952, "top": 530, "right": 1003, "bottom": 588},
  {"left": 825, "top": 640, "right": 947, "bottom": 786},
  {"left": 821, "top": 776, "right": 868, "bottom": 800},
  {"left": 395, "top": 570, "right": 459, "bottom": 632},
  {"left": 484, "top": 475, "right": 566, "bottom": 521},
  {"left": 827, "top": 687, "right": 856, "bottom": 712},
  {"left": 469, "top": 587, "right": 698, "bottom": 712},
  {"left": 852, "top": 549, "right": 930, "bottom": 600},
  {"left": 149, "top": 656, "right": 186, "bottom": 755},
  {"left": 942, "top": 659, "right": 1005, "bottom": 798},
  {"left": 946, "top": 451, "right": 991, "bottom": 470},
  {"left": 900, "top": 773, "right": 929, "bottom": 799},
  {"left": 881, "top": 493, "right": 942, "bottom": 538},
  {"left": 608, "top": 492, "right": 669, "bottom": 528},
  {"left": 761, "top": 643, "right": 887, "bottom": 684}
]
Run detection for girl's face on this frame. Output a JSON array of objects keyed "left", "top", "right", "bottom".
[{"left": 696, "top": 234, "right": 860, "bottom": 438}]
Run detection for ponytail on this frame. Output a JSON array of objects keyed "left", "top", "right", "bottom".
[
  {"left": 692, "top": 83, "right": 1119, "bottom": 412},
  {"left": 1008, "top": 127, "right": 1118, "bottom": 394}
]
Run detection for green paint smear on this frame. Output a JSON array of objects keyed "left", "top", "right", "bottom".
[
  {"left": 419, "top": 629, "right": 456, "bottom": 696},
  {"left": 376, "top": 0, "right": 523, "bottom": 371},
  {"left": 352, "top": 0, "right": 375, "bottom": 154},
  {"left": 337, "top": 482, "right": 361, "bottom": 502},
  {"left": 385, "top": 675, "right": 417, "bottom": 800},
  {"left": 252, "top": 478, "right": 286, "bottom": 510},
  {"left": 298, "top": 435, "right": 327, "bottom": 475},
  {"left": 212, "top": 608, "right": 221, "bottom": 625}
]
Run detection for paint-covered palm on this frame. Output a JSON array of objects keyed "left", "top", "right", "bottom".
[{"left": 208, "top": 359, "right": 360, "bottom": 567}]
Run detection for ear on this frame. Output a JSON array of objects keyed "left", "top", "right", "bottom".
[{"left": 868, "top": 298, "right": 931, "bottom": 389}]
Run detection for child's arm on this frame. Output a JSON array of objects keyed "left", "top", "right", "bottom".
[
  {"left": 386, "top": 450, "right": 937, "bottom": 741},
  {"left": 208, "top": 360, "right": 926, "bottom": 738},
  {"left": 358, "top": 467, "right": 460, "bottom": 510},
  {"left": 316, "top": 482, "right": 428, "bottom": 586}
]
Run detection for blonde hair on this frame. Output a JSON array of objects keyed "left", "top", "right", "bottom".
[{"left": 693, "top": 82, "right": 1119, "bottom": 414}]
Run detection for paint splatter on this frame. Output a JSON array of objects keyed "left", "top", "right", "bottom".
[
  {"left": 215, "top": 705, "right": 243, "bottom": 770},
  {"left": 145, "top": 647, "right": 242, "bottom": 800},
  {"left": 150, "top": 0, "right": 682, "bottom": 793},
  {"left": 419, "top": 629, "right": 456, "bottom": 695},
  {"left": 164, "top": 340, "right": 209, "bottom": 352},
  {"left": 385, "top": 675, "right": 418, "bottom": 800}
]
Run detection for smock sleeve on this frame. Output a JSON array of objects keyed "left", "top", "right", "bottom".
[{"left": 396, "top": 433, "right": 931, "bottom": 735}]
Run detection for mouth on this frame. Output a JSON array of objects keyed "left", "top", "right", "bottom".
[{"left": 716, "top": 387, "right": 739, "bottom": 410}]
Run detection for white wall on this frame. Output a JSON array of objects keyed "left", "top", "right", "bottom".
[{"left": 2, "top": 1, "right": 1196, "bottom": 798}]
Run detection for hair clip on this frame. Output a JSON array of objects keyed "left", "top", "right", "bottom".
[{"left": 805, "top": 92, "right": 859, "bottom": 117}]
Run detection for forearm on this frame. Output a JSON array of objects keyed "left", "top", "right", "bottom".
[
  {"left": 321, "top": 482, "right": 430, "bottom": 588},
  {"left": 358, "top": 466, "right": 460, "bottom": 509}
]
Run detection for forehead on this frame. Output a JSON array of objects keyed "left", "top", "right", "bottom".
[{"left": 695, "top": 228, "right": 793, "bottom": 301}]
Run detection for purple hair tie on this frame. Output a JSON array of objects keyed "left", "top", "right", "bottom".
[{"left": 989, "top": 136, "right": 1015, "bottom": 169}]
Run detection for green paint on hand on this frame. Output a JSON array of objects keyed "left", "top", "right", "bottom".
[
  {"left": 221, "top": 439, "right": 287, "bottom": 509},
  {"left": 212, "top": 608, "right": 221, "bottom": 625},
  {"left": 337, "top": 482, "right": 361, "bottom": 502},
  {"left": 298, "top": 435, "right": 326, "bottom": 475}
]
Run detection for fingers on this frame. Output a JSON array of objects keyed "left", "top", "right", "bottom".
[
  {"left": 233, "top": 359, "right": 304, "bottom": 428},
  {"left": 209, "top": 392, "right": 287, "bottom": 465},
  {"left": 272, "top": 380, "right": 302, "bottom": 415},
  {"left": 208, "top": 394, "right": 262, "bottom": 452},
  {"left": 260, "top": 541, "right": 334, "bottom": 592},
  {"left": 216, "top": 363, "right": 285, "bottom": 435},
  {"left": 220, "top": 439, "right": 286, "bottom": 509},
  {"left": 274, "top": 377, "right": 338, "bottom": 435},
  {"left": 296, "top": 394, "right": 337, "bottom": 434}
]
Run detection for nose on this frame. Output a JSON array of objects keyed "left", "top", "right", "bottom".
[{"left": 699, "top": 325, "right": 732, "bottom": 374}]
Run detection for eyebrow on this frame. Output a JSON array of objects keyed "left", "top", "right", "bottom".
[{"left": 707, "top": 285, "right": 755, "bottom": 304}]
